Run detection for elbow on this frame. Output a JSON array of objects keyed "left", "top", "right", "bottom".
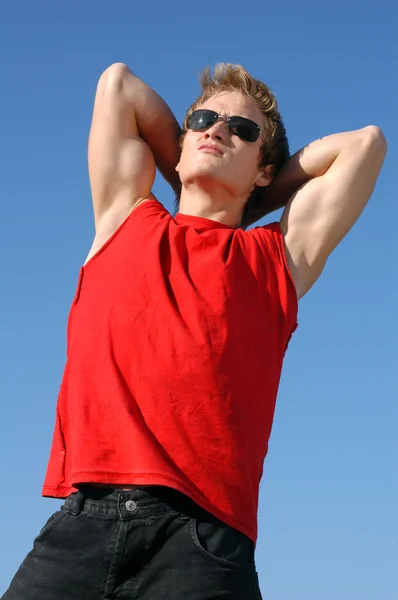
[
  {"left": 362, "top": 125, "right": 388, "bottom": 157},
  {"left": 97, "top": 63, "right": 133, "bottom": 94}
]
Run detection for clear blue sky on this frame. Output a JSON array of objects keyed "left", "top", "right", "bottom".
[{"left": 0, "top": 1, "right": 396, "bottom": 598}]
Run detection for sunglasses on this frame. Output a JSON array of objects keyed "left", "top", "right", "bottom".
[{"left": 186, "top": 109, "right": 264, "bottom": 143}]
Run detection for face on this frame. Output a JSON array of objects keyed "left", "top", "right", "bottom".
[{"left": 177, "top": 91, "right": 273, "bottom": 202}]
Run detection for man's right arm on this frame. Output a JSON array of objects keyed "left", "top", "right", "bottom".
[{"left": 88, "top": 63, "right": 181, "bottom": 232}]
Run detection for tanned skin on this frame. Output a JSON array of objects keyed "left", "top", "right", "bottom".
[{"left": 87, "top": 63, "right": 387, "bottom": 303}]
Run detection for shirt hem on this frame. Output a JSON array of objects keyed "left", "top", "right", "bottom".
[{"left": 42, "top": 471, "right": 257, "bottom": 543}]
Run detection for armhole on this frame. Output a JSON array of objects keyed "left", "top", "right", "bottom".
[
  {"left": 260, "top": 222, "right": 298, "bottom": 302},
  {"left": 84, "top": 199, "right": 166, "bottom": 269},
  {"left": 254, "top": 223, "right": 299, "bottom": 352}
]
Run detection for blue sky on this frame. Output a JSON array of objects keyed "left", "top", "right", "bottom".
[{"left": 0, "top": 1, "right": 396, "bottom": 598}]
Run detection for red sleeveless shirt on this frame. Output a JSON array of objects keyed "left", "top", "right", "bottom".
[{"left": 43, "top": 200, "right": 297, "bottom": 542}]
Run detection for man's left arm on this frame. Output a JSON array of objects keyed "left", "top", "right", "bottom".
[{"left": 278, "top": 126, "right": 387, "bottom": 299}]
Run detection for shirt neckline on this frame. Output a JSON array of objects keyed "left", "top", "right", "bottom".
[{"left": 175, "top": 212, "right": 236, "bottom": 230}]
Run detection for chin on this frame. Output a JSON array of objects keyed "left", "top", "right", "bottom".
[
  {"left": 193, "top": 157, "right": 230, "bottom": 177},
  {"left": 187, "top": 169, "right": 227, "bottom": 188}
]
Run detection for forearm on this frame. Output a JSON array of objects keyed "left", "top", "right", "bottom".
[
  {"left": 268, "top": 128, "right": 372, "bottom": 207},
  {"left": 289, "top": 128, "right": 369, "bottom": 175},
  {"left": 116, "top": 64, "right": 182, "bottom": 194},
  {"left": 243, "top": 127, "right": 381, "bottom": 228}
]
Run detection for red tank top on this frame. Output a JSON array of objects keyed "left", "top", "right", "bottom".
[{"left": 43, "top": 200, "right": 297, "bottom": 542}]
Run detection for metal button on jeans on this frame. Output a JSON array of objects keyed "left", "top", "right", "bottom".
[{"left": 125, "top": 500, "right": 137, "bottom": 512}]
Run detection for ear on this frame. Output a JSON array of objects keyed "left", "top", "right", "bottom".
[{"left": 255, "top": 164, "right": 275, "bottom": 188}]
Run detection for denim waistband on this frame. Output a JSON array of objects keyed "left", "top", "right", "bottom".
[{"left": 64, "top": 485, "right": 212, "bottom": 522}]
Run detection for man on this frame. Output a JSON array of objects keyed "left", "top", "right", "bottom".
[{"left": 3, "top": 63, "right": 386, "bottom": 600}]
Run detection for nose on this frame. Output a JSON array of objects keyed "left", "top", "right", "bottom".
[{"left": 203, "top": 119, "right": 227, "bottom": 143}]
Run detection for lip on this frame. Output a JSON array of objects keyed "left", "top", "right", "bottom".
[{"left": 197, "top": 143, "right": 224, "bottom": 156}]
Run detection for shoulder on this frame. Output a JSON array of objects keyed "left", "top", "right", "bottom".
[
  {"left": 246, "top": 222, "right": 286, "bottom": 260},
  {"left": 84, "top": 198, "right": 170, "bottom": 264}
]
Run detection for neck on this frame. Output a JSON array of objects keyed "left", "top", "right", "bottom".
[{"left": 178, "top": 182, "right": 246, "bottom": 228}]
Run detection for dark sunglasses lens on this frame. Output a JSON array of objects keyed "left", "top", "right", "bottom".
[
  {"left": 228, "top": 118, "right": 260, "bottom": 142},
  {"left": 187, "top": 110, "right": 218, "bottom": 130}
]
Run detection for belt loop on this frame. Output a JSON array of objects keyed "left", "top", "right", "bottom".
[{"left": 69, "top": 490, "right": 85, "bottom": 516}]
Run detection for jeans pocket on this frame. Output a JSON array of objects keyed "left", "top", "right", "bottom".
[
  {"left": 34, "top": 507, "right": 67, "bottom": 543},
  {"left": 189, "top": 516, "right": 255, "bottom": 572}
]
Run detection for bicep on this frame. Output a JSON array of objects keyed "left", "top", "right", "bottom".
[
  {"left": 88, "top": 64, "right": 156, "bottom": 230},
  {"left": 281, "top": 127, "right": 387, "bottom": 298}
]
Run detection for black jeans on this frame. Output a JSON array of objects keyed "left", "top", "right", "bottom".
[{"left": 2, "top": 485, "right": 262, "bottom": 599}]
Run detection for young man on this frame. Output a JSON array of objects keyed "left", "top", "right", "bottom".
[{"left": 3, "top": 63, "right": 386, "bottom": 600}]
